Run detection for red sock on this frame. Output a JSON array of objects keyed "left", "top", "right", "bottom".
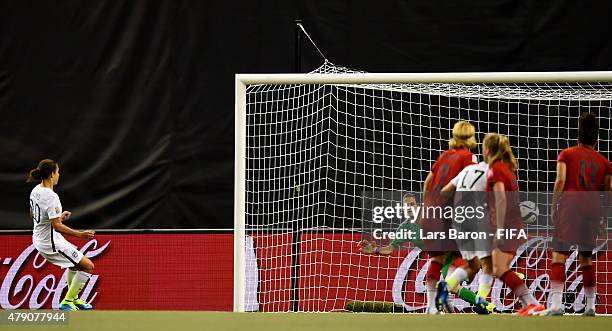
[
  {"left": 500, "top": 270, "right": 536, "bottom": 306},
  {"left": 580, "top": 265, "right": 595, "bottom": 288},
  {"left": 550, "top": 263, "right": 565, "bottom": 283},
  {"left": 427, "top": 260, "right": 443, "bottom": 283},
  {"left": 500, "top": 270, "right": 523, "bottom": 291},
  {"left": 452, "top": 257, "right": 466, "bottom": 269}
]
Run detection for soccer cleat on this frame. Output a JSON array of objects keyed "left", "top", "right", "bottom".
[
  {"left": 59, "top": 300, "right": 79, "bottom": 311},
  {"left": 529, "top": 304, "right": 546, "bottom": 315},
  {"left": 515, "top": 304, "right": 534, "bottom": 316},
  {"left": 545, "top": 308, "right": 565, "bottom": 316},
  {"left": 473, "top": 296, "right": 491, "bottom": 315},
  {"left": 583, "top": 308, "right": 596, "bottom": 316},
  {"left": 425, "top": 306, "right": 440, "bottom": 315},
  {"left": 486, "top": 302, "right": 497, "bottom": 313},
  {"left": 434, "top": 281, "right": 453, "bottom": 313},
  {"left": 74, "top": 298, "right": 93, "bottom": 310},
  {"left": 515, "top": 304, "right": 545, "bottom": 316}
]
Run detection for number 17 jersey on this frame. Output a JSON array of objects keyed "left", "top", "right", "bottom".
[{"left": 450, "top": 162, "right": 489, "bottom": 192}]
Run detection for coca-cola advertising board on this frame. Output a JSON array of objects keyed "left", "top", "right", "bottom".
[
  {"left": 1, "top": 232, "right": 611, "bottom": 313},
  {"left": 0, "top": 234, "right": 233, "bottom": 310}
]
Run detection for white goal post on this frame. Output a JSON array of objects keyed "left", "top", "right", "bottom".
[{"left": 235, "top": 69, "right": 612, "bottom": 313}]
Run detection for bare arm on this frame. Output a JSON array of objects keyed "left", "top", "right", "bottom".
[
  {"left": 605, "top": 175, "right": 612, "bottom": 225},
  {"left": 422, "top": 172, "right": 434, "bottom": 202},
  {"left": 492, "top": 182, "right": 506, "bottom": 230},
  {"left": 51, "top": 218, "right": 94, "bottom": 239},
  {"left": 551, "top": 162, "right": 566, "bottom": 222},
  {"left": 441, "top": 182, "right": 457, "bottom": 201}
]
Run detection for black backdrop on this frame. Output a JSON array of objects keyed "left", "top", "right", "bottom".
[{"left": 1, "top": 0, "right": 611, "bottom": 229}]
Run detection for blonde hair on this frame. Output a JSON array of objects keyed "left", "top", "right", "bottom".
[
  {"left": 448, "top": 121, "right": 477, "bottom": 149},
  {"left": 483, "top": 133, "right": 518, "bottom": 172}
]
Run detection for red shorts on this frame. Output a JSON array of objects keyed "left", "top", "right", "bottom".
[
  {"left": 492, "top": 219, "right": 526, "bottom": 252},
  {"left": 553, "top": 204, "right": 601, "bottom": 251},
  {"left": 420, "top": 217, "right": 457, "bottom": 254}
]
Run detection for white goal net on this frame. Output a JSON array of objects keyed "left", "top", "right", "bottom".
[{"left": 234, "top": 62, "right": 612, "bottom": 313}]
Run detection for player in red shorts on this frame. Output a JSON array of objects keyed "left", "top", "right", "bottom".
[
  {"left": 484, "top": 133, "right": 544, "bottom": 315},
  {"left": 421, "top": 120, "right": 477, "bottom": 314},
  {"left": 542, "top": 113, "right": 612, "bottom": 316}
]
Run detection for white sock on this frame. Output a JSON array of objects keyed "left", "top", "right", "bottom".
[
  {"left": 426, "top": 281, "right": 437, "bottom": 309},
  {"left": 513, "top": 283, "right": 538, "bottom": 307},
  {"left": 584, "top": 287, "right": 596, "bottom": 310},
  {"left": 66, "top": 269, "right": 77, "bottom": 287},
  {"left": 445, "top": 267, "right": 468, "bottom": 292},
  {"left": 477, "top": 273, "right": 493, "bottom": 298},
  {"left": 549, "top": 281, "right": 564, "bottom": 310},
  {"left": 65, "top": 271, "right": 91, "bottom": 301}
]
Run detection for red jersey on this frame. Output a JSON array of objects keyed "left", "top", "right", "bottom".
[
  {"left": 421, "top": 147, "right": 475, "bottom": 253},
  {"left": 486, "top": 160, "right": 523, "bottom": 229},
  {"left": 555, "top": 146, "right": 612, "bottom": 248},
  {"left": 427, "top": 148, "right": 476, "bottom": 192},
  {"left": 558, "top": 145, "right": 612, "bottom": 191}
]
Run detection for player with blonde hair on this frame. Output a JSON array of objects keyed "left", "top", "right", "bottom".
[
  {"left": 483, "top": 133, "right": 544, "bottom": 315},
  {"left": 421, "top": 120, "right": 477, "bottom": 313}
]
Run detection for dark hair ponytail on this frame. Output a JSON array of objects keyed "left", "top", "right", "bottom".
[
  {"left": 26, "top": 159, "right": 58, "bottom": 183},
  {"left": 578, "top": 112, "right": 599, "bottom": 146}
]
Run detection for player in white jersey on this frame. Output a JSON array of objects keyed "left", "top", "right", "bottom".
[
  {"left": 27, "top": 159, "right": 96, "bottom": 311},
  {"left": 438, "top": 162, "right": 496, "bottom": 314}
]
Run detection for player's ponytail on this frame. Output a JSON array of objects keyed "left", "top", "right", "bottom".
[
  {"left": 484, "top": 133, "right": 517, "bottom": 172},
  {"left": 26, "top": 159, "right": 58, "bottom": 183},
  {"left": 578, "top": 112, "right": 598, "bottom": 146},
  {"left": 449, "top": 120, "right": 477, "bottom": 150}
]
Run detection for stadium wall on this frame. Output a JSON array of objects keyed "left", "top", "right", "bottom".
[{"left": 2, "top": 1, "right": 612, "bottom": 230}]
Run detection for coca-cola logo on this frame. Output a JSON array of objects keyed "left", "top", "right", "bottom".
[
  {"left": 1, "top": 239, "right": 110, "bottom": 309},
  {"left": 392, "top": 236, "right": 607, "bottom": 312}
]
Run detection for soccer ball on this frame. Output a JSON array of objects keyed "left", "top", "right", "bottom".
[{"left": 519, "top": 200, "right": 539, "bottom": 225}]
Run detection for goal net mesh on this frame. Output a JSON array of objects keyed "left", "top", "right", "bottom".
[{"left": 242, "top": 61, "right": 612, "bottom": 313}]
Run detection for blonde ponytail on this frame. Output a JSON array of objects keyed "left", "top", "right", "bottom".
[{"left": 484, "top": 133, "right": 517, "bottom": 172}]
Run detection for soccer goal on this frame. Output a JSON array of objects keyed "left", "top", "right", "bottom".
[{"left": 234, "top": 62, "right": 612, "bottom": 313}]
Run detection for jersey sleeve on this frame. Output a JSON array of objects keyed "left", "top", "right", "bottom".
[
  {"left": 466, "top": 153, "right": 477, "bottom": 166},
  {"left": 45, "top": 195, "right": 62, "bottom": 219},
  {"left": 487, "top": 163, "right": 506, "bottom": 185},
  {"left": 557, "top": 149, "right": 569, "bottom": 163},
  {"left": 431, "top": 153, "right": 442, "bottom": 174}
]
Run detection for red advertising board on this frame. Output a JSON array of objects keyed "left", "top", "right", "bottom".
[
  {"left": 2, "top": 232, "right": 611, "bottom": 313},
  {"left": 0, "top": 234, "right": 233, "bottom": 310},
  {"left": 251, "top": 233, "right": 612, "bottom": 313}
]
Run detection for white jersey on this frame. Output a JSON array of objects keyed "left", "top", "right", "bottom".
[
  {"left": 450, "top": 162, "right": 489, "bottom": 192},
  {"left": 450, "top": 162, "right": 492, "bottom": 260},
  {"left": 29, "top": 184, "right": 66, "bottom": 252}
]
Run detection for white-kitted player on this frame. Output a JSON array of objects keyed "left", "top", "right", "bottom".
[
  {"left": 28, "top": 159, "right": 95, "bottom": 311},
  {"left": 439, "top": 161, "right": 495, "bottom": 314}
]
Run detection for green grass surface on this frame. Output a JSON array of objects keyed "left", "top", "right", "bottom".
[{"left": 1, "top": 311, "right": 610, "bottom": 331}]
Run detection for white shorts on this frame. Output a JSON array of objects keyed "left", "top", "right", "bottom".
[{"left": 34, "top": 239, "right": 83, "bottom": 269}]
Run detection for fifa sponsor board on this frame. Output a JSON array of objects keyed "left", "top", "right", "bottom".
[
  {"left": 0, "top": 234, "right": 233, "bottom": 310},
  {"left": 250, "top": 233, "right": 612, "bottom": 313},
  {"left": 1, "top": 233, "right": 610, "bottom": 312}
]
